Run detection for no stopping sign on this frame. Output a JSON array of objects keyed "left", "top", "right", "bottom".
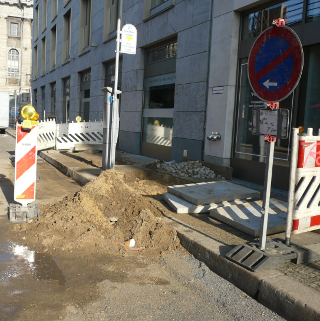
[{"left": 248, "top": 25, "right": 303, "bottom": 102}]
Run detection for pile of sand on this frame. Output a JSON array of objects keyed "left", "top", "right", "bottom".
[{"left": 13, "top": 170, "right": 179, "bottom": 257}]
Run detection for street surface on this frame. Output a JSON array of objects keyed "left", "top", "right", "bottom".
[{"left": 0, "top": 132, "right": 284, "bottom": 321}]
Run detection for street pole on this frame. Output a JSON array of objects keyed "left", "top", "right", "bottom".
[
  {"left": 259, "top": 139, "right": 275, "bottom": 250},
  {"left": 102, "top": 0, "right": 123, "bottom": 170}
]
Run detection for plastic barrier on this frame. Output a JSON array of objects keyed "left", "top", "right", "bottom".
[
  {"left": 37, "top": 119, "right": 56, "bottom": 150},
  {"left": 287, "top": 128, "right": 320, "bottom": 237},
  {"left": 56, "top": 120, "right": 103, "bottom": 150}
]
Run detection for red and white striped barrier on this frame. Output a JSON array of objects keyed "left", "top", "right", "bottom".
[
  {"left": 14, "top": 125, "right": 38, "bottom": 206},
  {"left": 286, "top": 128, "right": 320, "bottom": 239}
]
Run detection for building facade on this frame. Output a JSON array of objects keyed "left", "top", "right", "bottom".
[
  {"left": 0, "top": 0, "right": 33, "bottom": 120},
  {"left": 31, "top": 0, "right": 320, "bottom": 190}
]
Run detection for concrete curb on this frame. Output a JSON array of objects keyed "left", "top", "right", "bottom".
[{"left": 40, "top": 151, "right": 320, "bottom": 321}]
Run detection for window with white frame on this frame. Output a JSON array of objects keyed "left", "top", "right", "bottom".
[
  {"left": 8, "top": 49, "right": 19, "bottom": 78},
  {"left": 10, "top": 22, "right": 19, "bottom": 36}
]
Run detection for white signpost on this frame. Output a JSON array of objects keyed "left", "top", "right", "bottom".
[{"left": 102, "top": 1, "right": 137, "bottom": 170}]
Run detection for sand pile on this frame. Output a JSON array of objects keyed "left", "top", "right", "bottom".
[{"left": 13, "top": 170, "right": 179, "bottom": 257}]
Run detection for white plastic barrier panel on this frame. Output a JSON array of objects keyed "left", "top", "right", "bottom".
[
  {"left": 56, "top": 121, "right": 103, "bottom": 150},
  {"left": 14, "top": 125, "right": 38, "bottom": 206},
  {"left": 37, "top": 119, "right": 56, "bottom": 150},
  {"left": 287, "top": 128, "right": 320, "bottom": 235}
]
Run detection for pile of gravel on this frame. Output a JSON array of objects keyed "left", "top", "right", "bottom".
[{"left": 155, "top": 160, "right": 224, "bottom": 180}]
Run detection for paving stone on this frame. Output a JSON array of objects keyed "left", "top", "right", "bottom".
[
  {"left": 210, "top": 198, "right": 288, "bottom": 237},
  {"left": 163, "top": 193, "right": 219, "bottom": 214},
  {"left": 167, "top": 181, "right": 260, "bottom": 205}
]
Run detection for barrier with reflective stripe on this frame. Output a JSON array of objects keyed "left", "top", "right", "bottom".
[
  {"left": 37, "top": 119, "right": 56, "bottom": 150},
  {"left": 286, "top": 128, "right": 320, "bottom": 238},
  {"left": 14, "top": 125, "right": 38, "bottom": 206},
  {"left": 56, "top": 121, "right": 103, "bottom": 150}
]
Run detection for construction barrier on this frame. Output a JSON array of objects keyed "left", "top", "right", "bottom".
[
  {"left": 14, "top": 125, "right": 38, "bottom": 206},
  {"left": 287, "top": 128, "right": 320, "bottom": 235},
  {"left": 37, "top": 119, "right": 56, "bottom": 150},
  {"left": 56, "top": 121, "right": 103, "bottom": 150}
]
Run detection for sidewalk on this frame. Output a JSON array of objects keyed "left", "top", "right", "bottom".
[{"left": 6, "top": 128, "right": 320, "bottom": 321}]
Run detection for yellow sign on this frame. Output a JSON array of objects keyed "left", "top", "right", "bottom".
[
  {"left": 16, "top": 195, "right": 25, "bottom": 199},
  {"left": 76, "top": 116, "right": 82, "bottom": 122}
]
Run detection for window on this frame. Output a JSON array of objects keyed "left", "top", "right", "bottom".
[
  {"left": 42, "top": 0, "right": 47, "bottom": 32},
  {"left": 307, "top": 0, "right": 320, "bottom": 22},
  {"left": 297, "top": 44, "right": 320, "bottom": 132},
  {"left": 103, "top": 0, "right": 119, "bottom": 40},
  {"left": 151, "top": 0, "right": 168, "bottom": 9},
  {"left": 41, "top": 86, "right": 46, "bottom": 120},
  {"left": 34, "top": 5, "right": 39, "bottom": 40},
  {"left": 143, "top": 0, "right": 174, "bottom": 20},
  {"left": 80, "top": 70, "right": 91, "bottom": 121},
  {"left": 104, "top": 59, "right": 122, "bottom": 89},
  {"left": 33, "top": 89, "right": 38, "bottom": 110},
  {"left": 10, "top": 22, "right": 19, "bottom": 36},
  {"left": 63, "top": 77, "right": 70, "bottom": 123},
  {"left": 50, "top": 82, "right": 56, "bottom": 115},
  {"left": 33, "top": 46, "right": 38, "bottom": 79},
  {"left": 79, "top": 0, "right": 91, "bottom": 53},
  {"left": 41, "top": 37, "right": 46, "bottom": 76},
  {"left": 62, "top": 10, "right": 71, "bottom": 63},
  {"left": 142, "top": 40, "right": 177, "bottom": 154},
  {"left": 50, "top": 26, "right": 57, "bottom": 70},
  {"left": 51, "top": 0, "right": 58, "bottom": 21},
  {"left": 234, "top": 59, "right": 294, "bottom": 165},
  {"left": 8, "top": 49, "right": 19, "bottom": 78},
  {"left": 241, "top": 0, "right": 303, "bottom": 40}
]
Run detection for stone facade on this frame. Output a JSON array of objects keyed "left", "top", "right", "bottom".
[
  {"left": 32, "top": 0, "right": 306, "bottom": 173},
  {"left": 0, "top": 0, "right": 33, "bottom": 111}
]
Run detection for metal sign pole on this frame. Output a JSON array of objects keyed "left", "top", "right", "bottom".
[{"left": 259, "top": 139, "right": 275, "bottom": 250}]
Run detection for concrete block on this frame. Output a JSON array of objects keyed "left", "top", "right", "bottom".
[
  {"left": 119, "top": 111, "right": 142, "bottom": 132},
  {"left": 177, "top": 22, "right": 210, "bottom": 59},
  {"left": 168, "top": 181, "right": 260, "bottom": 205},
  {"left": 210, "top": 199, "right": 287, "bottom": 237},
  {"left": 213, "top": 0, "right": 234, "bottom": 18},
  {"left": 163, "top": 193, "right": 219, "bottom": 214},
  {"left": 121, "top": 69, "right": 144, "bottom": 92},
  {"left": 174, "top": 82, "right": 207, "bottom": 112},
  {"left": 118, "top": 130, "right": 140, "bottom": 155},
  {"left": 167, "top": 0, "right": 193, "bottom": 34},
  {"left": 175, "top": 52, "right": 209, "bottom": 85},
  {"left": 172, "top": 111, "right": 205, "bottom": 140},
  {"left": 120, "top": 91, "right": 143, "bottom": 112},
  {"left": 171, "top": 137, "right": 203, "bottom": 163},
  {"left": 258, "top": 275, "right": 320, "bottom": 321},
  {"left": 191, "top": 0, "right": 211, "bottom": 25}
]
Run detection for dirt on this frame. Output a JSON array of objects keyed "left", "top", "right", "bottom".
[{"left": 11, "top": 169, "right": 184, "bottom": 259}]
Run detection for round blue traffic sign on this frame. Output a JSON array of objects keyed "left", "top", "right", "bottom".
[{"left": 248, "top": 25, "right": 303, "bottom": 102}]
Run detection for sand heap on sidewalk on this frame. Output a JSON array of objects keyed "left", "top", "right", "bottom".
[{"left": 12, "top": 170, "right": 179, "bottom": 257}]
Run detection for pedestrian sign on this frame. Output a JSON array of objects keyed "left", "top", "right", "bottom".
[{"left": 248, "top": 25, "right": 303, "bottom": 102}]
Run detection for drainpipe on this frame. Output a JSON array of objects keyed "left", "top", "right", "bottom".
[{"left": 203, "top": 0, "right": 215, "bottom": 160}]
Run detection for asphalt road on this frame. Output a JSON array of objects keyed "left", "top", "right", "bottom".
[{"left": 0, "top": 132, "right": 284, "bottom": 321}]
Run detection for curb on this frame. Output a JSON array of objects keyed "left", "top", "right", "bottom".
[{"left": 40, "top": 151, "right": 320, "bottom": 321}]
